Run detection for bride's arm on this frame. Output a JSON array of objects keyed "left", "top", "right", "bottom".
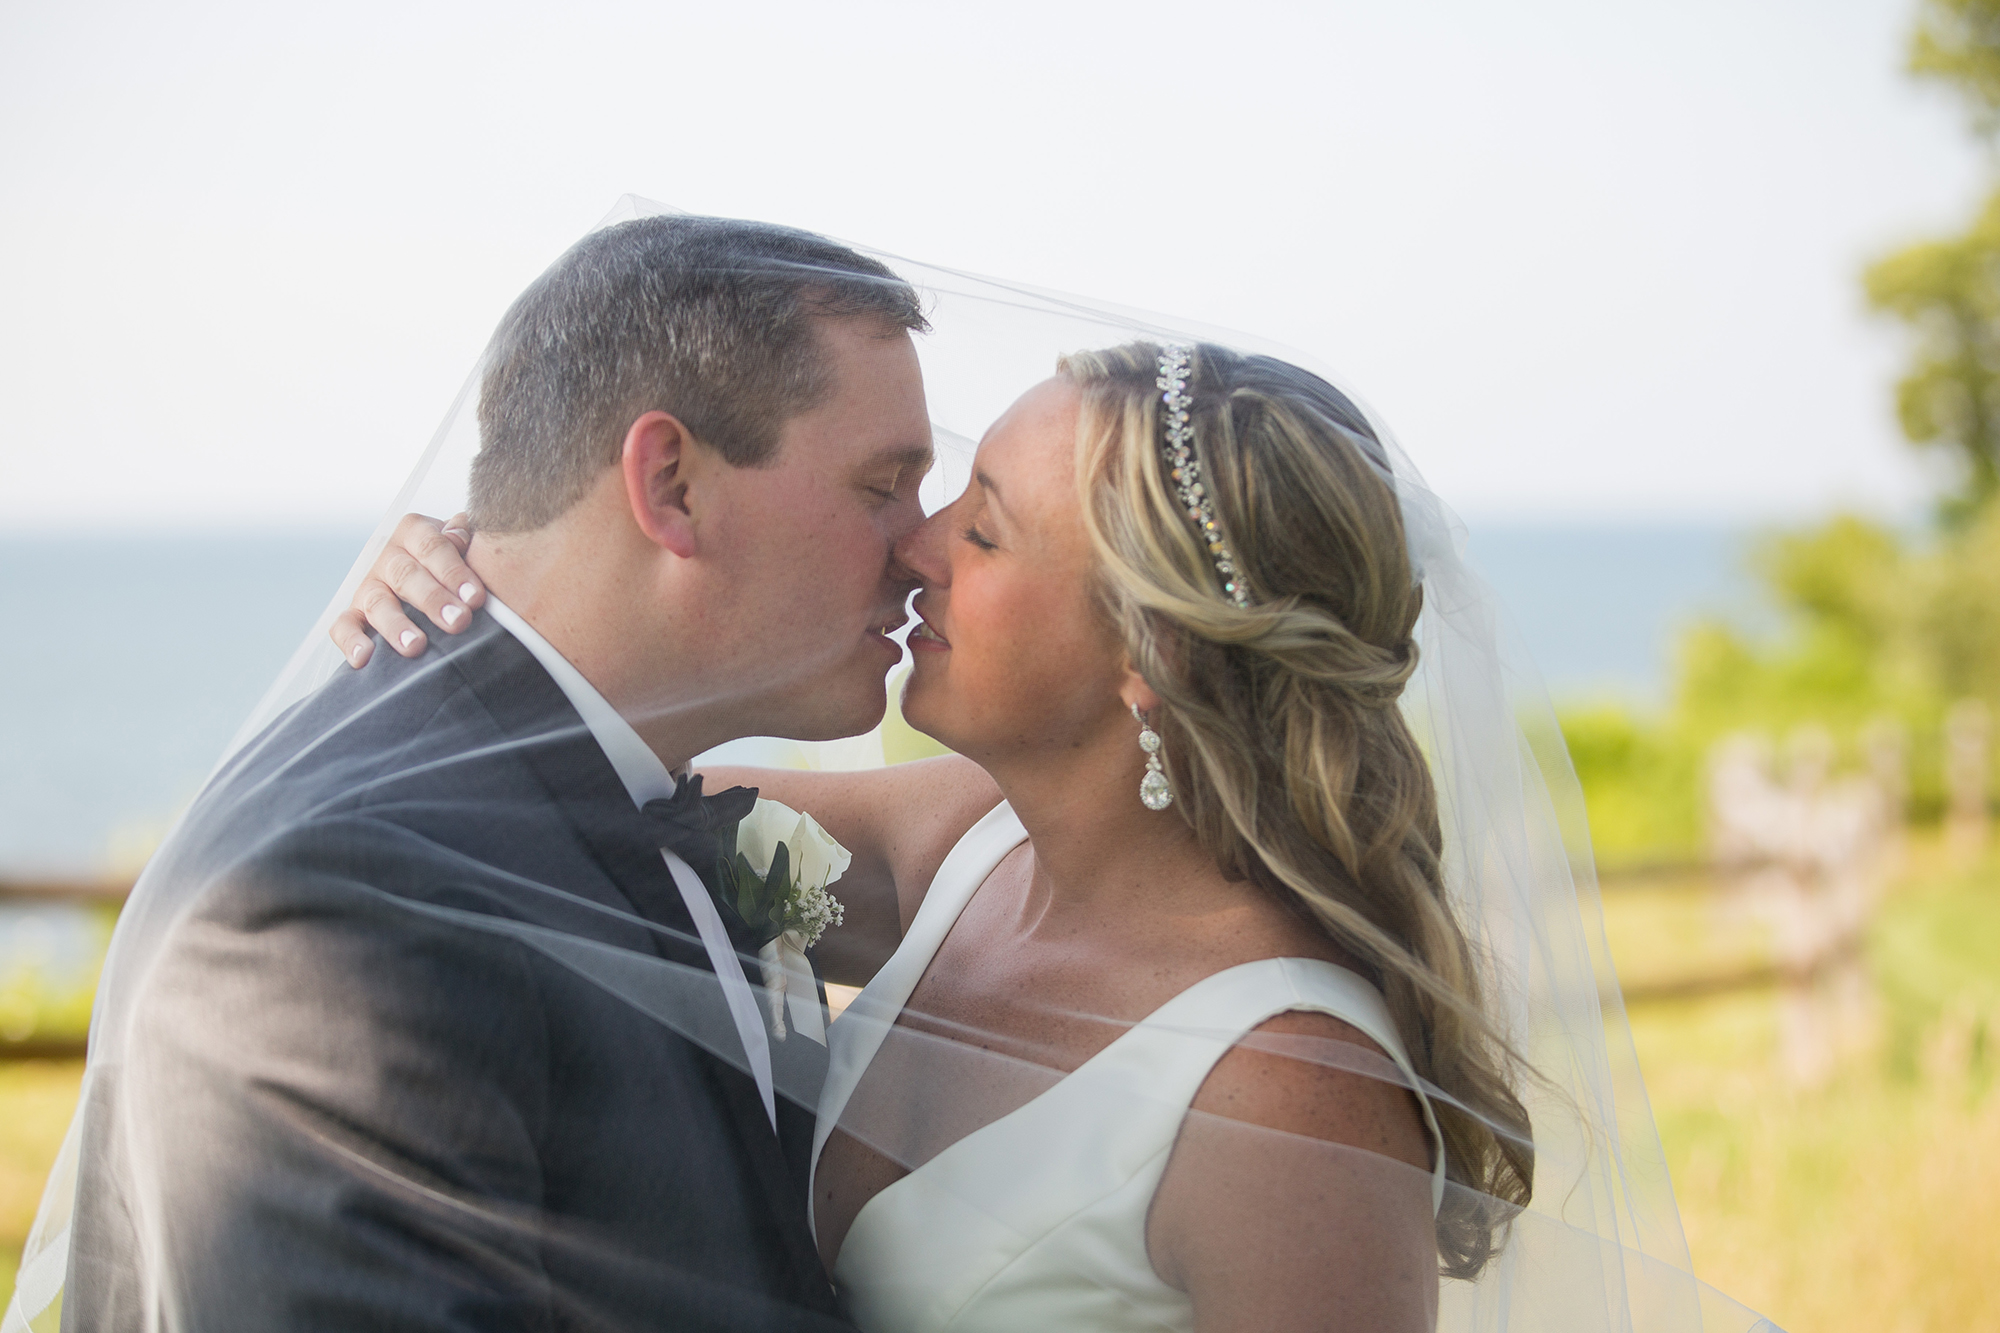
[
  {"left": 1145, "top": 1013, "right": 1438, "bottom": 1332},
  {"left": 695, "top": 758, "right": 1000, "bottom": 987},
  {"left": 332, "top": 513, "right": 1005, "bottom": 982}
]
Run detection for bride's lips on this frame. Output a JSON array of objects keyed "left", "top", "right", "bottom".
[{"left": 908, "top": 612, "right": 949, "bottom": 652}]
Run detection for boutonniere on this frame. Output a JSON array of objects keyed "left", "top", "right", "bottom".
[{"left": 721, "top": 798, "right": 850, "bottom": 1042}]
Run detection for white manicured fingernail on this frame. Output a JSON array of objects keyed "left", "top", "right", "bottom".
[
  {"left": 400, "top": 629, "right": 420, "bottom": 649},
  {"left": 350, "top": 643, "right": 366, "bottom": 662},
  {"left": 441, "top": 604, "right": 461, "bottom": 625},
  {"left": 459, "top": 583, "right": 478, "bottom": 602}
]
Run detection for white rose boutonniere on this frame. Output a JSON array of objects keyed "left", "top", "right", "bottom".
[{"left": 723, "top": 798, "right": 851, "bottom": 1043}]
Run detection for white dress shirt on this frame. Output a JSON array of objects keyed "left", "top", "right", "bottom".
[{"left": 482, "top": 595, "right": 777, "bottom": 1131}]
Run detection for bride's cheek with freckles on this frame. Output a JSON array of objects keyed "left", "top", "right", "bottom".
[{"left": 989, "top": 583, "right": 1076, "bottom": 705}]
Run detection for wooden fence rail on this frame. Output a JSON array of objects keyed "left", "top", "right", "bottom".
[
  {"left": 0, "top": 878, "right": 124, "bottom": 1061},
  {"left": 1616, "top": 935, "right": 1866, "bottom": 1006},
  {"left": 0, "top": 877, "right": 132, "bottom": 904}
]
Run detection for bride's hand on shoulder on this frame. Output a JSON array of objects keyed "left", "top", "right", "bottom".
[{"left": 331, "top": 512, "right": 486, "bottom": 667}]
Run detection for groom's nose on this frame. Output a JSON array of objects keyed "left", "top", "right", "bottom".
[
  {"left": 890, "top": 510, "right": 945, "bottom": 590},
  {"left": 884, "top": 541, "right": 923, "bottom": 597},
  {"left": 882, "top": 488, "right": 928, "bottom": 547}
]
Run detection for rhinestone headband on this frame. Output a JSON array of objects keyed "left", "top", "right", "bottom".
[{"left": 1157, "top": 345, "right": 1251, "bottom": 608}]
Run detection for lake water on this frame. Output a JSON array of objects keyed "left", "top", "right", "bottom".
[
  {"left": 1467, "top": 521, "right": 1770, "bottom": 701},
  {"left": 0, "top": 523, "right": 1766, "bottom": 878}
]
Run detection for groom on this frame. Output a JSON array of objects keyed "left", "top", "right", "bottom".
[{"left": 61, "top": 216, "right": 933, "bottom": 1330}]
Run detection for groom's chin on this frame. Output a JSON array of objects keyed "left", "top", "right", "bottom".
[{"left": 787, "top": 670, "right": 890, "bottom": 743}]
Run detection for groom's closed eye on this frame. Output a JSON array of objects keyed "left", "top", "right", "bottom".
[{"left": 860, "top": 446, "right": 935, "bottom": 501}]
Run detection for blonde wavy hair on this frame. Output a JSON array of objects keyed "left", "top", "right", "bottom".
[{"left": 1062, "top": 341, "right": 1533, "bottom": 1278}]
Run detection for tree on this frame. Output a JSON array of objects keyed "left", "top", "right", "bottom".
[
  {"left": 1910, "top": 0, "right": 2000, "bottom": 134},
  {"left": 1865, "top": 199, "right": 2000, "bottom": 518},
  {"left": 1867, "top": 0, "right": 2000, "bottom": 520}
]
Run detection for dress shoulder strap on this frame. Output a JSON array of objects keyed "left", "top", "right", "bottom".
[
  {"left": 810, "top": 800, "right": 1026, "bottom": 1210},
  {"left": 902, "top": 800, "right": 1028, "bottom": 949}
]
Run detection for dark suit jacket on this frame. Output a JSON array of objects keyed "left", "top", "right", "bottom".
[{"left": 64, "top": 610, "right": 848, "bottom": 1332}]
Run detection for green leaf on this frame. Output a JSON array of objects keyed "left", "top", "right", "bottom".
[
  {"left": 762, "top": 842, "right": 791, "bottom": 929},
  {"left": 734, "top": 852, "right": 764, "bottom": 924}
]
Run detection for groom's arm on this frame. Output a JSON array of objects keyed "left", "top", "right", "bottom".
[{"left": 117, "top": 823, "right": 558, "bottom": 1332}]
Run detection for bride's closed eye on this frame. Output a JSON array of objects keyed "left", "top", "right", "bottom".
[{"left": 961, "top": 524, "right": 998, "bottom": 551}]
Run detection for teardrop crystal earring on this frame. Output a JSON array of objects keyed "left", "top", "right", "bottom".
[{"left": 1132, "top": 704, "right": 1173, "bottom": 811}]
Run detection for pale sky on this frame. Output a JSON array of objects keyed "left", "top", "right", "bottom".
[{"left": 0, "top": 0, "right": 1977, "bottom": 530}]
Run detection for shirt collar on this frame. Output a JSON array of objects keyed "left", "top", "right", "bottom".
[
  {"left": 482, "top": 594, "right": 678, "bottom": 809},
  {"left": 480, "top": 596, "right": 782, "bottom": 1128}
]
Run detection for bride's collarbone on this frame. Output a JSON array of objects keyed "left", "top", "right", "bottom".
[{"left": 908, "top": 872, "right": 1343, "bottom": 1076}]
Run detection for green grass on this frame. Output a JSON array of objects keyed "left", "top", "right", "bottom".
[
  {"left": 1634, "top": 1003, "right": 2000, "bottom": 1331},
  {"left": 0, "top": 1059, "right": 84, "bottom": 1304},
  {"left": 0, "top": 906, "right": 110, "bottom": 1048},
  {"left": 1596, "top": 868, "right": 1777, "bottom": 996},
  {"left": 1605, "top": 836, "right": 2000, "bottom": 1331}
]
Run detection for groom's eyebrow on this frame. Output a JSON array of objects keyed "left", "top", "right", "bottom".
[{"left": 875, "top": 443, "right": 935, "bottom": 474}]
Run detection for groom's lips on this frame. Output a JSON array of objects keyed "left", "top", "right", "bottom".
[{"left": 867, "top": 612, "right": 910, "bottom": 657}]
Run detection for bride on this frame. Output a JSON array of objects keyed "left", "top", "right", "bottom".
[{"left": 342, "top": 340, "right": 1532, "bottom": 1330}]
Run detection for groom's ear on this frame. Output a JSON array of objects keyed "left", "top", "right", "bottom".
[{"left": 621, "top": 411, "right": 700, "bottom": 559}]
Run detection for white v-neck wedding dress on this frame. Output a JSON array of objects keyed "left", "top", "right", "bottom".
[{"left": 812, "top": 802, "right": 1447, "bottom": 1333}]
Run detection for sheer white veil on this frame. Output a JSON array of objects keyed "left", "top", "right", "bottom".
[{"left": 5, "top": 197, "right": 1781, "bottom": 1333}]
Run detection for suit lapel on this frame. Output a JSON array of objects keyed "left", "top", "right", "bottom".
[
  {"left": 446, "top": 618, "right": 696, "bottom": 941},
  {"left": 438, "top": 616, "right": 834, "bottom": 1304}
]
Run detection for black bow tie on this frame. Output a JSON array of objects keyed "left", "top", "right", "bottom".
[{"left": 640, "top": 773, "right": 759, "bottom": 919}]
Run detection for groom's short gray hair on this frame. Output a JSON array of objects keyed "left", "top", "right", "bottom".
[{"left": 469, "top": 215, "right": 928, "bottom": 532}]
